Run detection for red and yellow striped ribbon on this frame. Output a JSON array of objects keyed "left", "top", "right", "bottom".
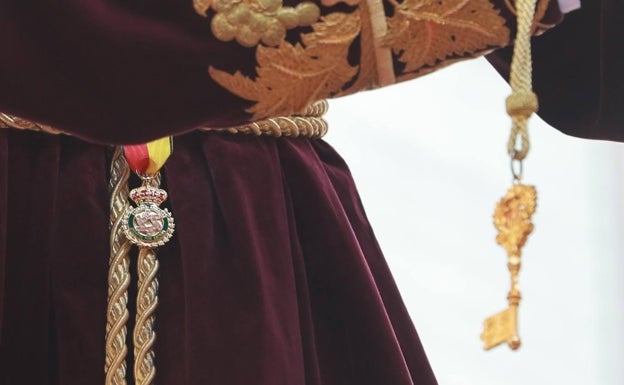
[{"left": 123, "top": 137, "right": 173, "bottom": 176}]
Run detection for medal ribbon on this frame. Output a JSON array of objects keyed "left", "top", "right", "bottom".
[{"left": 124, "top": 137, "right": 173, "bottom": 176}]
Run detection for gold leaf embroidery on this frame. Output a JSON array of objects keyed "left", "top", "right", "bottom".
[
  {"left": 321, "top": 0, "right": 360, "bottom": 7},
  {"left": 339, "top": 0, "right": 380, "bottom": 95},
  {"left": 195, "top": 0, "right": 321, "bottom": 48},
  {"left": 385, "top": 0, "right": 509, "bottom": 74},
  {"left": 209, "top": 11, "right": 360, "bottom": 120},
  {"left": 193, "top": 0, "right": 212, "bottom": 16}
]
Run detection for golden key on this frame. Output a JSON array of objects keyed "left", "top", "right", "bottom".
[{"left": 481, "top": 184, "right": 537, "bottom": 350}]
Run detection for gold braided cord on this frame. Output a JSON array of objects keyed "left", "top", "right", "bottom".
[
  {"left": 1, "top": 100, "right": 329, "bottom": 139},
  {"left": 201, "top": 100, "right": 329, "bottom": 138},
  {"left": 0, "top": 113, "right": 62, "bottom": 134},
  {"left": 503, "top": 0, "right": 553, "bottom": 31},
  {"left": 506, "top": 0, "right": 539, "bottom": 161},
  {"left": 220, "top": 116, "right": 328, "bottom": 138},
  {"left": 105, "top": 148, "right": 132, "bottom": 385},
  {"left": 299, "top": 100, "right": 329, "bottom": 117},
  {"left": 133, "top": 247, "right": 159, "bottom": 385}
]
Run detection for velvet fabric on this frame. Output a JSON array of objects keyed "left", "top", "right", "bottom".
[{"left": 0, "top": 130, "right": 437, "bottom": 385}]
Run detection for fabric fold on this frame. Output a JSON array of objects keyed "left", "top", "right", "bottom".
[
  {"left": 0, "top": 131, "right": 7, "bottom": 348},
  {"left": 0, "top": 131, "right": 437, "bottom": 385},
  {"left": 0, "top": 131, "right": 61, "bottom": 384}
]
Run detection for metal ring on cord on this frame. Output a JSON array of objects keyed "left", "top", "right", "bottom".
[{"left": 510, "top": 158, "right": 523, "bottom": 182}]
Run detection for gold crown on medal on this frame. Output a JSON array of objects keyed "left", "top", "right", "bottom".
[{"left": 129, "top": 186, "right": 168, "bottom": 205}]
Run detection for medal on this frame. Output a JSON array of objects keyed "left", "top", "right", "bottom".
[
  {"left": 122, "top": 136, "right": 176, "bottom": 248},
  {"left": 122, "top": 184, "right": 175, "bottom": 248}
]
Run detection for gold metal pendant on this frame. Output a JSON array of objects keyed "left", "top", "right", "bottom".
[{"left": 481, "top": 183, "right": 537, "bottom": 350}]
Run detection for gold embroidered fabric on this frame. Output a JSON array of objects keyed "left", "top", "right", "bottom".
[
  {"left": 204, "top": 0, "right": 529, "bottom": 120},
  {"left": 384, "top": 0, "right": 510, "bottom": 80},
  {"left": 209, "top": 12, "right": 360, "bottom": 121},
  {"left": 194, "top": 0, "right": 321, "bottom": 47}
]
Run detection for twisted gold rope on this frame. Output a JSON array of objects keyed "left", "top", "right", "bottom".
[
  {"left": 300, "top": 100, "right": 329, "bottom": 117},
  {"left": 202, "top": 100, "right": 329, "bottom": 138},
  {"left": 1, "top": 100, "right": 329, "bottom": 139},
  {"left": 0, "top": 113, "right": 61, "bottom": 134},
  {"left": 221, "top": 116, "right": 328, "bottom": 138},
  {"left": 506, "top": 0, "right": 539, "bottom": 162},
  {"left": 105, "top": 148, "right": 132, "bottom": 385},
  {"left": 131, "top": 175, "right": 162, "bottom": 385},
  {"left": 503, "top": 0, "right": 553, "bottom": 32},
  {"left": 133, "top": 247, "right": 159, "bottom": 385}
]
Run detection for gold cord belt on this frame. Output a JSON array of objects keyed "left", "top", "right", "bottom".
[
  {"left": 0, "top": 100, "right": 329, "bottom": 139},
  {"left": 1, "top": 100, "right": 328, "bottom": 385},
  {"left": 0, "top": 113, "right": 63, "bottom": 134}
]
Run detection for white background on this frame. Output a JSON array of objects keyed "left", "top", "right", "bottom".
[{"left": 325, "top": 57, "right": 624, "bottom": 385}]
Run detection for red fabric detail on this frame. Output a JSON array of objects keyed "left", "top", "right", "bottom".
[{"left": 124, "top": 143, "right": 150, "bottom": 174}]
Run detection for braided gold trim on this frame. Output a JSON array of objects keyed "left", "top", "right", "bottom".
[
  {"left": 202, "top": 100, "right": 328, "bottom": 138},
  {"left": 299, "top": 99, "right": 328, "bottom": 117},
  {"left": 0, "top": 113, "right": 62, "bottom": 134},
  {"left": 133, "top": 247, "right": 159, "bottom": 385},
  {"left": 130, "top": 175, "right": 163, "bottom": 385},
  {"left": 506, "top": 0, "right": 539, "bottom": 161},
  {"left": 503, "top": 0, "right": 553, "bottom": 32},
  {"left": 105, "top": 148, "right": 132, "bottom": 385},
  {"left": 218, "top": 116, "right": 328, "bottom": 138},
  {"left": 0, "top": 100, "right": 329, "bottom": 139}
]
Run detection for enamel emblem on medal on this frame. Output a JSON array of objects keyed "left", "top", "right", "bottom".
[{"left": 122, "top": 182, "right": 175, "bottom": 248}]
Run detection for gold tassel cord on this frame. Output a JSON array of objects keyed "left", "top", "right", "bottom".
[
  {"left": 481, "top": 0, "right": 539, "bottom": 351},
  {"left": 506, "top": 0, "right": 539, "bottom": 162},
  {"left": 134, "top": 247, "right": 160, "bottom": 385},
  {"left": 105, "top": 148, "right": 132, "bottom": 385}
]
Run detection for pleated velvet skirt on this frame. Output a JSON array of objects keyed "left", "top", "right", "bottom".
[{"left": 0, "top": 129, "right": 437, "bottom": 385}]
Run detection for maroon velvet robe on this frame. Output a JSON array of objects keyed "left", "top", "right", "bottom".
[{"left": 0, "top": 1, "right": 620, "bottom": 384}]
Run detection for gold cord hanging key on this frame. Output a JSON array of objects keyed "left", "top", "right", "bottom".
[{"left": 481, "top": 0, "right": 539, "bottom": 350}]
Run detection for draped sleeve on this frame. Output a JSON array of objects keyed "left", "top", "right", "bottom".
[
  {"left": 0, "top": 0, "right": 565, "bottom": 144},
  {"left": 488, "top": 0, "right": 624, "bottom": 142}
]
